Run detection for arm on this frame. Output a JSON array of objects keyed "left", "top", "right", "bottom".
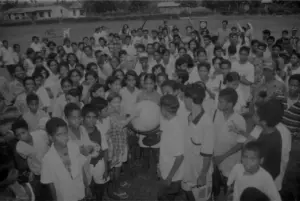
[
  {"left": 240, "top": 76, "right": 253, "bottom": 86},
  {"left": 218, "top": 143, "right": 243, "bottom": 160},
  {"left": 200, "top": 154, "right": 212, "bottom": 176},
  {"left": 47, "top": 183, "right": 57, "bottom": 201}
]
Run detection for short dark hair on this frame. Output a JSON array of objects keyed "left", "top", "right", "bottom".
[
  {"left": 239, "top": 46, "right": 250, "bottom": 55},
  {"left": 197, "top": 62, "right": 211, "bottom": 72},
  {"left": 184, "top": 84, "right": 206, "bottom": 105},
  {"left": 81, "top": 104, "right": 98, "bottom": 117},
  {"left": 256, "top": 98, "right": 284, "bottom": 127},
  {"left": 161, "top": 80, "right": 180, "bottom": 91},
  {"left": 219, "top": 88, "right": 238, "bottom": 106},
  {"left": 60, "top": 77, "right": 72, "bottom": 87},
  {"left": 243, "top": 141, "right": 262, "bottom": 159},
  {"left": 160, "top": 94, "right": 179, "bottom": 114},
  {"left": 289, "top": 73, "right": 300, "bottom": 84},
  {"left": 64, "top": 102, "right": 81, "bottom": 118},
  {"left": 90, "top": 97, "right": 108, "bottom": 112},
  {"left": 45, "top": 117, "right": 67, "bottom": 137},
  {"left": 220, "top": 59, "right": 232, "bottom": 68},
  {"left": 224, "top": 72, "right": 240, "bottom": 84},
  {"left": 26, "top": 93, "right": 39, "bottom": 105},
  {"left": 11, "top": 119, "right": 28, "bottom": 134},
  {"left": 175, "top": 69, "right": 189, "bottom": 84},
  {"left": 125, "top": 70, "right": 138, "bottom": 81},
  {"left": 67, "top": 88, "right": 82, "bottom": 98},
  {"left": 23, "top": 76, "right": 35, "bottom": 87}
]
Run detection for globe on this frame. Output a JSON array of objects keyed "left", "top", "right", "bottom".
[{"left": 131, "top": 100, "right": 160, "bottom": 133}]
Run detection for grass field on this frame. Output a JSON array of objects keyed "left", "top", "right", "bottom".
[{"left": 1, "top": 15, "right": 300, "bottom": 52}]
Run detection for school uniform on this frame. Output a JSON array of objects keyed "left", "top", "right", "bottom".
[
  {"left": 181, "top": 111, "right": 215, "bottom": 201},
  {"left": 227, "top": 164, "right": 282, "bottom": 201},
  {"left": 213, "top": 110, "right": 247, "bottom": 178},
  {"left": 41, "top": 141, "right": 86, "bottom": 201},
  {"left": 22, "top": 110, "right": 49, "bottom": 132}
]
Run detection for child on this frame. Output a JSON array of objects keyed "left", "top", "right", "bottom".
[
  {"left": 66, "top": 88, "right": 84, "bottom": 108},
  {"left": 106, "top": 92, "right": 139, "bottom": 199},
  {"left": 82, "top": 70, "right": 99, "bottom": 104},
  {"left": 156, "top": 72, "right": 168, "bottom": 95},
  {"left": 105, "top": 76, "right": 122, "bottom": 99},
  {"left": 120, "top": 70, "right": 140, "bottom": 116},
  {"left": 173, "top": 69, "right": 189, "bottom": 85},
  {"left": 52, "top": 78, "right": 72, "bottom": 118},
  {"left": 22, "top": 93, "right": 49, "bottom": 132},
  {"left": 227, "top": 141, "right": 281, "bottom": 201},
  {"left": 157, "top": 94, "right": 184, "bottom": 201},
  {"left": 212, "top": 59, "right": 232, "bottom": 93},
  {"left": 32, "top": 72, "right": 51, "bottom": 112},
  {"left": 11, "top": 119, "right": 50, "bottom": 199},
  {"left": 137, "top": 73, "right": 161, "bottom": 105},
  {"left": 81, "top": 104, "right": 110, "bottom": 201},
  {"left": 41, "top": 117, "right": 90, "bottom": 201},
  {"left": 90, "top": 83, "right": 106, "bottom": 100},
  {"left": 68, "top": 69, "right": 83, "bottom": 89},
  {"left": 223, "top": 72, "right": 247, "bottom": 114}
]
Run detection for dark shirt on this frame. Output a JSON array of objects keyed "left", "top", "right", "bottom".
[
  {"left": 88, "top": 127, "right": 103, "bottom": 166},
  {"left": 256, "top": 128, "right": 282, "bottom": 180}
]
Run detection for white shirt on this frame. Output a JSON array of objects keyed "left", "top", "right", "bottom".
[
  {"left": 228, "top": 164, "right": 282, "bottom": 201},
  {"left": 231, "top": 61, "right": 255, "bottom": 101},
  {"left": 182, "top": 112, "right": 215, "bottom": 190},
  {"left": 41, "top": 142, "right": 86, "bottom": 201},
  {"left": 159, "top": 117, "right": 185, "bottom": 181},
  {"left": 122, "top": 44, "right": 137, "bottom": 56},
  {"left": 36, "top": 86, "right": 51, "bottom": 109},
  {"left": 16, "top": 130, "right": 49, "bottom": 175},
  {"left": 120, "top": 87, "right": 140, "bottom": 115},
  {"left": 213, "top": 110, "right": 247, "bottom": 177},
  {"left": 0, "top": 46, "right": 15, "bottom": 65},
  {"left": 63, "top": 45, "right": 73, "bottom": 54},
  {"left": 30, "top": 43, "right": 42, "bottom": 52}
]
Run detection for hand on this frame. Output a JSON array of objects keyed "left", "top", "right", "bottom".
[
  {"left": 80, "top": 146, "right": 93, "bottom": 156},
  {"left": 162, "top": 177, "right": 172, "bottom": 187},
  {"left": 103, "top": 170, "right": 109, "bottom": 181},
  {"left": 214, "top": 155, "right": 226, "bottom": 165},
  {"left": 197, "top": 173, "right": 206, "bottom": 187}
]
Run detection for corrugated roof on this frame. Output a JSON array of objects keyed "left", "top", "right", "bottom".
[
  {"left": 4, "top": 5, "right": 63, "bottom": 14},
  {"left": 157, "top": 2, "right": 180, "bottom": 8}
]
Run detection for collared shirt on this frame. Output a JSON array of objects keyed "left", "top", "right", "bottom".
[
  {"left": 41, "top": 142, "right": 86, "bottom": 201},
  {"left": 23, "top": 110, "right": 49, "bottom": 132}
]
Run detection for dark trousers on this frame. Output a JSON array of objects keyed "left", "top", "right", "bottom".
[
  {"left": 141, "top": 147, "right": 159, "bottom": 171},
  {"left": 90, "top": 180, "right": 107, "bottom": 201},
  {"left": 30, "top": 175, "right": 52, "bottom": 201},
  {"left": 280, "top": 140, "right": 300, "bottom": 201},
  {"left": 157, "top": 180, "right": 181, "bottom": 201}
]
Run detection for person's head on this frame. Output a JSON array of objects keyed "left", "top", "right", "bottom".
[
  {"left": 160, "top": 94, "right": 180, "bottom": 119},
  {"left": 83, "top": 45, "right": 93, "bottom": 57},
  {"left": 229, "top": 32, "right": 238, "bottom": 44},
  {"left": 58, "top": 62, "right": 69, "bottom": 78},
  {"left": 242, "top": 141, "right": 263, "bottom": 174},
  {"left": 240, "top": 187, "right": 270, "bottom": 201},
  {"left": 196, "top": 48, "right": 208, "bottom": 63},
  {"left": 175, "top": 56, "right": 188, "bottom": 71},
  {"left": 178, "top": 47, "right": 187, "bottom": 57},
  {"left": 90, "top": 83, "right": 105, "bottom": 99},
  {"left": 267, "top": 36, "right": 275, "bottom": 47},
  {"left": 112, "top": 69, "right": 125, "bottom": 82},
  {"left": 46, "top": 117, "right": 68, "bottom": 147},
  {"left": 197, "top": 62, "right": 211, "bottom": 80},
  {"left": 64, "top": 103, "right": 82, "bottom": 128},
  {"left": 106, "top": 76, "right": 122, "bottom": 93},
  {"left": 256, "top": 42, "right": 267, "bottom": 57},
  {"left": 220, "top": 59, "right": 231, "bottom": 76},
  {"left": 218, "top": 88, "right": 238, "bottom": 111},
  {"left": 262, "top": 62, "right": 275, "bottom": 80},
  {"left": 107, "top": 92, "right": 122, "bottom": 113},
  {"left": 144, "top": 73, "right": 156, "bottom": 92},
  {"left": 32, "top": 36, "right": 39, "bottom": 43},
  {"left": 282, "top": 30, "right": 289, "bottom": 38},
  {"left": 60, "top": 78, "right": 72, "bottom": 94},
  {"left": 82, "top": 104, "right": 98, "bottom": 128},
  {"left": 68, "top": 69, "right": 82, "bottom": 85},
  {"left": 85, "top": 70, "right": 98, "bottom": 86},
  {"left": 66, "top": 88, "right": 81, "bottom": 104},
  {"left": 184, "top": 84, "right": 206, "bottom": 111},
  {"left": 288, "top": 74, "right": 300, "bottom": 97},
  {"left": 23, "top": 76, "right": 36, "bottom": 93},
  {"left": 26, "top": 93, "right": 39, "bottom": 114},
  {"left": 12, "top": 65, "right": 25, "bottom": 80},
  {"left": 203, "top": 35, "right": 211, "bottom": 46},
  {"left": 222, "top": 20, "right": 228, "bottom": 28},
  {"left": 86, "top": 62, "right": 98, "bottom": 73},
  {"left": 90, "top": 97, "right": 108, "bottom": 118},
  {"left": 11, "top": 119, "right": 31, "bottom": 143},
  {"left": 173, "top": 69, "right": 189, "bottom": 84},
  {"left": 224, "top": 72, "right": 240, "bottom": 90},
  {"left": 47, "top": 59, "right": 59, "bottom": 74},
  {"left": 125, "top": 70, "right": 138, "bottom": 89},
  {"left": 152, "top": 64, "right": 165, "bottom": 76},
  {"left": 161, "top": 80, "right": 180, "bottom": 96},
  {"left": 290, "top": 51, "right": 300, "bottom": 65},
  {"left": 239, "top": 46, "right": 250, "bottom": 63}
]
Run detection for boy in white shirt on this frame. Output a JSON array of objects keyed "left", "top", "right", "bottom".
[
  {"left": 30, "top": 36, "right": 42, "bottom": 53},
  {"left": 158, "top": 94, "right": 184, "bottom": 201},
  {"left": 41, "top": 117, "right": 90, "bottom": 201},
  {"left": 227, "top": 141, "right": 281, "bottom": 201}
]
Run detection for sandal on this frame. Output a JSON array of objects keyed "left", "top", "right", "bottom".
[
  {"left": 113, "top": 191, "right": 129, "bottom": 199},
  {"left": 120, "top": 181, "right": 131, "bottom": 188}
]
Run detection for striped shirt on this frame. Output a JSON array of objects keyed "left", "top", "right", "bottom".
[{"left": 277, "top": 95, "right": 300, "bottom": 135}]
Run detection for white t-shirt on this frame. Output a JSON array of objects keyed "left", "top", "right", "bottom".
[
  {"left": 227, "top": 164, "right": 282, "bottom": 201},
  {"left": 41, "top": 142, "right": 86, "bottom": 201},
  {"left": 159, "top": 117, "right": 185, "bottom": 181},
  {"left": 30, "top": 43, "right": 42, "bottom": 52},
  {"left": 213, "top": 110, "right": 247, "bottom": 177},
  {"left": 120, "top": 87, "right": 140, "bottom": 115},
  {"left": 0, "top": 46, "right": 15, "bottom": 65},
  {"left": 231, "top": 61, "right": 255, "bottom": 101}
]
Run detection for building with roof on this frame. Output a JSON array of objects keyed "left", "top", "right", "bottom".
[
  {"left": 3, "top": 2, "right": 85, "bottom": 21},
  {"left": 157, "top": 1, "right": 185, "bottom": 14}
]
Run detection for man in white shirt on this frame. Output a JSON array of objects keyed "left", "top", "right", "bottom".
[
  {"left": 30, "top": 36, "right": 42, "bottom": 52},
  {"left": 181, "top": 84, "right": 215, "bottom": 201},
  {"left": 122, "top": 35, "right": 136, "bottom": 56},
  {"left": 231, "top": 46, "right": 255, "bottom": 101},
  {"left": 158, "top": 94, "right": 184, "bottom": 201},
  {"left": 0, "top": 40, "right": 15, "bottom": 66}
]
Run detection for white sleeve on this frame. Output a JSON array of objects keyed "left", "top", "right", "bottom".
[
  {"left": 200, "top": 122, "right": 215, "bottom": 155},
  {"left": 40, "top": 157, "right": 54, "bottom": 184},
  {"left": 16, "top": 141, "right": 35, "bottom": 158},
  {"left": 246, "top": 65, "right": 255, "bottom": 83},
  {"left": 235, "top": 117, "right": 247, "bottom": 143},
  {"left": 227, "top": 164, "right": 240, "bottom": 186}
]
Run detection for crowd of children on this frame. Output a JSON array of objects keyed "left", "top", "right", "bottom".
[{"left": 0, "top": 19, "right": 300, "bottom": 201}]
